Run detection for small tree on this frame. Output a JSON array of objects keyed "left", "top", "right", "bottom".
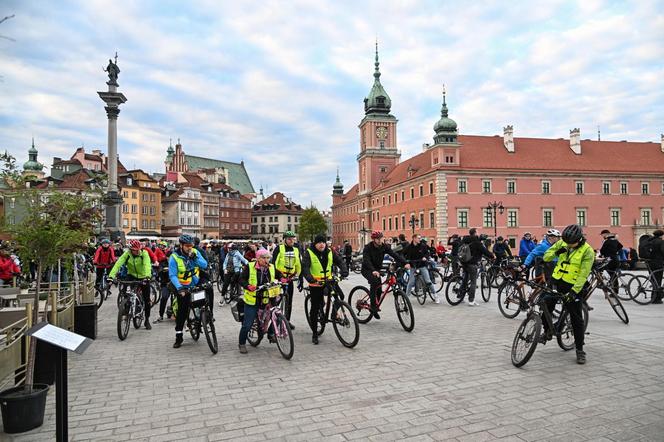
[
  {"left": 1, "top": 154, "right": 102, "bottom": 391},
  {"left": 297, "top": 206, "right": 328, "bottom": 243}
]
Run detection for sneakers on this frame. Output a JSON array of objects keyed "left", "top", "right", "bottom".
[
  {"left": 154, "top": 316, "right": 164, "bottom": 323},
  {"left": 576, "top": 350, "right": 586, "bottom": 364},
  {"left": 467, "top": 300, "right": 479, "bottom": 306},
  {"left": 144, "top": 320, "right": 152, "bottom": 330},
  {"left": 238, "top": 344, "right": 248, "bottom": 354},
  {"left": 653, "top": 298, "right": 663, "bottom": 304},
  {"left": 173, "top": 335, "right": 183, "bottom": 348},
  {"left": 289, "top": 322, "right": 295, "bottom": 330},
  {"left": 434, "top": 295, "right": 441, "bottom": 304},
  {"left": 373, "top": 311, "right": 381, "bottom": 320},
  {"left": 587, "top": 305, "right": 594, "bottom": 311}
]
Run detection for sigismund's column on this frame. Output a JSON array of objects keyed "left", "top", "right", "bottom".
[{"left": 97, "top": 54, "right": 127, "bottom": 240}]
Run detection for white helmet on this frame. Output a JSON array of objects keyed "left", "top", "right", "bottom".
[{"left": 546, "top": 229, "right": 561, "bottom": 237}]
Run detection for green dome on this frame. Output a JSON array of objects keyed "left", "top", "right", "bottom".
[
  {"left": 23, "top": 138, "right": 44, "bottom": 171},
  {"left": 434, "top": 116, "right": 457, "bottom": 132},
  {"left": 364, "top": 43, "right": 392, "bottom": 115},
  {"left": 433, "top": 90, "right": 458, "bottom": 144}
]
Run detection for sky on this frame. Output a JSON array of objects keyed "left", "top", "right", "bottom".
[{"left": 1, "top": 0, "right": 663, "bottom": 210}]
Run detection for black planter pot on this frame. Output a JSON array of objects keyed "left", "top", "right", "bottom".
[{"left": 0, "top": 383, "right": 49, "bottom": 433}]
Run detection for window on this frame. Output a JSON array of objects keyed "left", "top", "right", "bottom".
[
  {"left": 458, "top": 179, "right": 467, "bottom": 193},
  {"left": 122, "top": 204, "right": 129, "bottom": 213},
  {"left": 642, "top": 182, "right": 650, "bottom": 195},
  {"left": 388, "top": 218, "right": 392, "bottom": 230},
  {"left": 576, "top": 209, "right": 587, "bottom": 227},
  {"left": 142, "top": 206, "right": 148, "bottom": 215},
  {"left": 150, "top": 194, "right": 156, "bottom": 202},
  {"left": 142, "top": 194, "right": 148, "bottom": 202},
  {"left": 9, "top": 198, "right": 14, "bottom": 209},
  {"left": 382, "top": 218, "right": 386, "bottom": 230},
  {"left": 379, "top": 166, "right": 387, "bottom": 173},
  {"left": 394, "top": 192, "right": 397, "bottom": 203},
  {"left": 401, "top": 190, "right": 405, "bottom": 201},
  {"left": 602, "top": 182, "right": 610, "bottom": 195},
  {"left": 542, "top": 181, "right": 550, "bottom": 194},
  {"left": 507, "top": 209, "right": 518, "bottom": 228},
  {"left": 419, "top": 212, "right": 424, "bottom": 228},
  {"left": 142, "top": 220, "right": 148, "bottom": 229},
  {"left": 641, "top": 208, "right": 652, "bottom": 226},
  {"left": 388, "top": 195, "right": 391, "bottom": 204},
  {"left": 507, "top": 180, "right": 516, "bottom": 194},
  {"left": 429, "top": 182, "right": 434, "bottom": 194},
  {"left": 131, "top": 219, "right": 137, "bottom": 229},
  {"left": 575, "top": 181, "right": 584, "bottom": 195},
  {"left": 410, "top": 187, "right": 414, "bottom": 199},
  {"left": 620, "top": 182, "right": 628, "bottom": 195},
  {"left": 122, "top": 219, "right": 128, "bottom": 227},
  {"left": 457, "top": 210, "right": 469, "bottom": 228},
  {"left": 401, "top": 215, "right": 406, "bottom": 231},
  {"left": 127, "top": 177, "right": 133, "bottom": 186},
  {"left": 122, "top": 191, "right": 128, "bottom": 198},
  {"left": 483, "top": 208, "right": 493, "bottom": 228},
  {"left": 610, "top": 209, "right": 620, "bottom": 227},
  {"left": 419, "top": 185, "right": 423, "bottom": 197},
  {"left": 543, "top": 209, "right": 553, "bottom": 227},
  {"left": 131, "top": 204, "right": 138, "bottom": 214},
  {"left": 379, "top": 141, "right": 385, "bottom": 149},
  {"left": 429, "top": 211, "right": 435, "bottom": 228},
  {"left": 482, "top": 180, "right": 492, "bottom": 193},
  {"left": 382, "top": 197, "right": 385, "bottom": 205},
  {"left": 394, "top": 217, "right": 399, "bottom": 230},
  {"left": 131, "top": 191, "right": 137, "bottom": 199}
]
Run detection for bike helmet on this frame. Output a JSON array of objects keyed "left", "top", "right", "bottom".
[
  {"left": 562, "top": 224, "right": 583, "bottom": 244},
  {"left": 227, "top": 242, "right": 237, "bottom": 250},
  {"left": 546, "top": 229, "right": 561, "bottom": 237},
  {"left": 100, "top": 238, "right": 111, "bottom": 245},
  {"left": 370, "top": 230, "right": 383, "bottom": 240},
  {"left": 283, "top": 230, "right": 296, "bottom": 239},
  {"left": 179, "top": 234, "right": 195, "bottom": 245},
  {"left": 496, "top": 236, "right": 504, "bottom": 242},
  {"left": 193, "top": 236, "right": 201, "bottom": 246},
  {"left": 158, "top": 240, "right": 168, "bottom": 247},
  {"left": 128, "top": 240, "right": 142, "bottom": 251}
]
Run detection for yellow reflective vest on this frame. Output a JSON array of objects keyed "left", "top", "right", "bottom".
[
  {"left": 171, "top": 252, "right": 200, "bottom": 286},
  {"left": 544, "top": 240, "right": 595, "bottom": 294},
  {"left": 307, "top": 248, "right": 333, "bottom": 282},
  {"left": 275, "top": 244, "right": 301, "bottom": 276},
  {"left": 243, "top": 262, "right": 280, "bottom": 306}
]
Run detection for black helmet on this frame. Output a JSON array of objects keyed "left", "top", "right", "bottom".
[{"left": 562, "top": 224, "right": 583, "bottom": 244}]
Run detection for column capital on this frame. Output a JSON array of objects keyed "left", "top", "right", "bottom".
[{"left": 105, "top": 106, "right": 120, "bottom": 119}]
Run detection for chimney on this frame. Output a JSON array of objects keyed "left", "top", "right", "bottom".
[
  {"left": 503, "top": 125, "right": 514, "bottom": 153},
  {"left": 92, "top": 149, "right": 102, "bottom": 156},
  {"left": 661, "top": 134, "right": 664, "bottom": 153},
  {"left": 422, "top": 143, "right": 430, "bottom": 151},
  {"left": 570, "top": 128, "right": 581, "bottom": 155}
]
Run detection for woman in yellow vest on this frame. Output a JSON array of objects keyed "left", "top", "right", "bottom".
[
  {"left": 302, "top": 234, "right": 348, "bottom": 345},
  {"left": 238, "top": 248, "right": 283, "bottom": 354},
  {"left": 543, "top": 224, "right": 594, "bottom": 364},
  {"left": 271, "top": 231, "right": 301, "bottom": 329}
]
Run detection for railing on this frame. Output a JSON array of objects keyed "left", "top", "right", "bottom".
[{"left": 0, "top": 304, "right": 32, "bottom": 390}]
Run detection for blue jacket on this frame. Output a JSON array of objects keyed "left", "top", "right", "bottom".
[
  {"left": 168, "top": 249, "right": 208, "bottom": 290},
  {"left": 519, "top": 238, "right": 536, "bottom": 257},
  {"left": 223, "top": 250, "right": 248, "bottom": 273},
  {"left": 524, "top": 239, "right": 556, "bottom": 267}
]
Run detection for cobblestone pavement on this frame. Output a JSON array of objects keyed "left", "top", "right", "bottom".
[{"left": 5, "top": 273, "right": 664, "bottom": 441}]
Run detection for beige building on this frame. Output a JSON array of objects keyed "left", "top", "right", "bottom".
[
  {"left": 251, "top": 192, "right": 303, "bottom": 242},
  {"left": 119, "top": 170, "right": 161, "bottom": 237}
]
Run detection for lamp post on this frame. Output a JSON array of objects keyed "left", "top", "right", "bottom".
[
  {"left": 408, "top": 214, "right": 419, "bottom": 236},
  {"left": 486, "top": 201, "right": 504, "bottom": 239},
  {"left": 359, "top": 227, "right": 370, "bottom": 247}
]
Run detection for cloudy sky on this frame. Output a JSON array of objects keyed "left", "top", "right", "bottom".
[{"left": 1, "top": 0, "right": 663, "bottom": 209}]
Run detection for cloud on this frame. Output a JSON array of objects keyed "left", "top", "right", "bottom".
[{"left": 0, "top": 0, "right": 662, "bottom": 211}]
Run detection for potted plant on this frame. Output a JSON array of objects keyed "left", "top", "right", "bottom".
[{"left": 0, "top": 153, "right": 102, "bottom": 433}]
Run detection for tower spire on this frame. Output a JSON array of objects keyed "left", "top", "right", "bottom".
[
  {"left": 441, "top": 84, "right": 449, "bottom": 117},
  {"left": 374, "top": 40, "right": 381, "bottom": 81}
]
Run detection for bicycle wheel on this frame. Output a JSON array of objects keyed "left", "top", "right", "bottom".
[
  {"left": 630, "top": 275, "right": 655, "bottom": 305},
  {"left": 605, "top": 288, "right": 629, "bottom": 324},
  {"left": 497, "top": 281, "right": 522, "bottom": 319},
  {"left": 616, "top": 274, "right": 632, "bottom": 301},
  {"left": 492, "top": 270, "right": 505, "bottom": 288},
  {"left": 201, "top": 309, "right": 218, "bottom": 354},
  {"left": 304, "top": 292, "right": 325, "bottom": 336},
  {"left": 348, "top": 286, "right": 373, "bottom": 324},
  {"left": 274, "top": 312, "right": 294, "bottom": 360},
  {"left": 394, "top": 289, "right": 415, "bottom": 332},
  {"left": 331, "top": 300, "right": 360, "bottom": 348},
  {"left": 150, "top": 283, "right": 159, "bottom": 306},
  {"left": 415, "top": 277, "right": 426, "bottom": 305},
  {"left": 445, "top": 276, "right": 464, "bottom": 306},
  {"left": 430, "top": 269, "right": 444, "bottom": 293},
  {"left": 480, "top": 273, "right": 491, "bottom": 302},
  {"left": 94, "top": 287, "right": 104, "bottom": 309},
  {"left": 352, "top": 262, "right": 361, "bottom": 274},
  {"left": 188, "top": 309, "right": 201, "bottom": 341},
  {"left": 132, "top": 297, "right": 144, "bottom": 329},
  {"left": 117, "top": 302, "right": 130, "bottom": 341},
  {"left": 216, "top": 275, "right": 224, "bottom": 298},
  {"left": 247, "top": 317, "right": 263, "bottom": 347},
  {"left": 511, "top": 313, "right": 541, "bottom": 367},
  {"left": 556, "top": 309, "right": 576, "bottom": 351}
]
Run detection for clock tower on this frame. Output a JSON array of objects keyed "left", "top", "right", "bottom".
[{"left": 357, "top": 43, "right": 400, "bottom": 197}]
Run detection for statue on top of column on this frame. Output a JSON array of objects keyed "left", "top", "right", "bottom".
[{"left": 103, "top": 52, "right": 120, "bottom": 86}]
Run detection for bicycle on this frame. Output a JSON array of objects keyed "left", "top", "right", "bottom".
[
  {"left": 246, "top": 282, "right": 294, "bottom": 359},
  {"left": 511, "top": 286, "right": 587, "bottom": 367},
  {"left": 582, "top": 259, "right": 629, "bottom": 324},
  {"left": 477, "top": 258, "right": 492, "bottom": 302},
  {"left": 626, "top": 261, "right": 661, "bottom": 305},
  {"left": 217, "top": 272, "right": 241, "bottom": 306},
  {"left": 348, "top": 264, "right": 414, "bottom": 332},
  {"left": 94, "top": 268, "right": 111, "bottom": 309},
  {"left": 184, "top": 282, "right": 218, "bottom": 354},
  {"left": 406, "top": 265, "right": 437, "bottom": 305},
  {"left": 114, "top": 279, "right": 147, "bottom": 341},
  {"left": 303, "top": 275, "right": 360, "bottom": 348}
]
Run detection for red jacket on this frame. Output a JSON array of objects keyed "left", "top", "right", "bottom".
[
  {"left": 0, "top": 255, "right": 20, "bottom": 281},
  {"left": 153, "top": 247, "right": 168, "bottom": 263},
  {"left": 144, "top": 247, "right": 158, "bottom": 264},
  {"left": 94, "top": 246, "right": 116, "bottom": 268}
]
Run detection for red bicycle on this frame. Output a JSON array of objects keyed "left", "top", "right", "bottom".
[{"left": 348, "top": 264, "right": 415, "bottom": 332}]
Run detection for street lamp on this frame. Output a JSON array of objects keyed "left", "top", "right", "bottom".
[
  {"left": 408, "top": 214, "right": 419, "bottom": 236},
  {"left": 486, "top": 201, "right": 504, "bottom": 239}
]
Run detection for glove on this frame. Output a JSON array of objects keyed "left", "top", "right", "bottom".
[
  {"left": 280, "top": 278, "right": 289, "bottom": 284},
  {"left": 555, "top": 247, "right": 568, "bottom": 256},
  {"left": 562, "top": 290, "right": 577, "bottom": 303},
  {"left": 177, "top": 287, "right": 188, "bottom": 296},
  {"left": 247, "top": 285, "right": 256, "bottom": 292}
]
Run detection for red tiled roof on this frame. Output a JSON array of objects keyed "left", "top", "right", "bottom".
[
  {"left": 254, "top": 192, "right": 302, "bottom": 212},
  {"left": 162, "top": 187, "right": 183, "bottom": 202},
  {"left": 181, "top": 173, "right": 204, "bottom": 188}
]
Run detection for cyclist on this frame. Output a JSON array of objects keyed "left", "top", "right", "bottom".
[
  {"left": 170, "top": 234, "right": 208, "bottom": 349},
  {"left": 238, "top": 248, "right": 283, "bottom": 354},
  {"left": 193, "top": 237, "right": 215, "bottom": 315},
  {"left": 519, "top": 232, "right": 536, "bottom": 262},
  {"left": 221, "top": 243, "right": 248, "bottom": 304},
  {"left": 155, "top": 241, "right": 173, "bottom": 322},
  {"left": 521, "top": 229, "right": 561, "bottom": 281},
  {"left": 599, "top": 229, "right": 624, "bottom": 294},
  {"left": 492, "top": 237, "right": 513, "bottom": 263},
  {"left": 271, "top": 231, "right": 301, "bottom": 329},
  {"left": 343, "top": 240, "right": 353, "bottom": 270},
  {"left": 447, "top": 234, "right": 461, "bottom": 275},
  {"left": 459, "top": 228, "right": 495, "bottom": 306},
  {"left": 0, "top": 244, "right": 20, "bottom": 286},
  {"left": 108, "top": 240, "right": 153, "bottom": 330},
  {"left": 647, "top": 230, "right": 664, "bottom": 304},
  {"left": 543, "top": 224, "right": 595, "bottom": 364},
  {"left": 403, "top": 234, "right": 438, "bottom": 303},
  {"left": 93, "top": 239, "right": 116, "bottom": 289},
  {"left": 302, "top": 234, "right": 348, "bottom": 344},
  {"left": 361, "top": 231, "right": 409, "bottom": 319}
]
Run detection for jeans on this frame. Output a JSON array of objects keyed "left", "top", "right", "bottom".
[
  {"left": 460, "top": 263, "right": 478, "bottom": 302},
  {"left": 239, "top": 303, "right": 259, "bottom": 345},
  {"left": 405, "top": 267, "right": 435, "bottom": 297}
]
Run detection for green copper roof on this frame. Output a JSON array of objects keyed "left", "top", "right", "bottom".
[
  {"left": 333, "top": 168, "right": 344, "bottom": 194},
  {"left": 184, "top": 155, "right": 255, "bottom": 195},
  {"left": 23, "top": 138, "right": 44, "bottom": 171},
  {"left": 364, "top": 42, "right": 392, "bottom": 115},
  {"left": 433, "top": 89, "right": 458, "bottom": 144},
  {"left": 166, "top": 140, "right": 174, "bottom": 161}
]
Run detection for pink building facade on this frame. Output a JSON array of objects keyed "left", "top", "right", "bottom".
[{"left": 332, "top": 50, "right": 664, "bottom": 251}]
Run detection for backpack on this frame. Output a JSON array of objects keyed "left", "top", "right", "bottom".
[
  {"left": 638, "top": 235, "right": 655, "bottom": 260},
  {"left": 226, "top": 252, "right": 236, "bottom": 273},
  {"left": 459, "top": 242, "right": 472, "bottom": 263}
]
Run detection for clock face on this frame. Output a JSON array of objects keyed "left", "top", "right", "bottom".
[{"left": 376, "top": 126, "right": 388, "bottom": 140}]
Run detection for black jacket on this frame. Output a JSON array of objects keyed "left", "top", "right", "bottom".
[
  {"left": 600, "top": 236, "right": 624, "bottom": 260},
  {"left": 649, "top": 237, "right": 664, "bottom": 264},
  {"left": 462, "top": 235, "right": 494, "bottom": 265},
  {"left": 362, "top": 242, "right": 406, "bottom": 273},
  {"left": 448, "top": 237, "right": 461, "bottom": 256},
  {"left": 403, "top": 242, "right": 431, "bottom": 268},
  {"left": 343, "top": 244, "right": 352, "bottom": 257},
  {"left": 301, "top": 245, "right": 348, "bottom": 283}
]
